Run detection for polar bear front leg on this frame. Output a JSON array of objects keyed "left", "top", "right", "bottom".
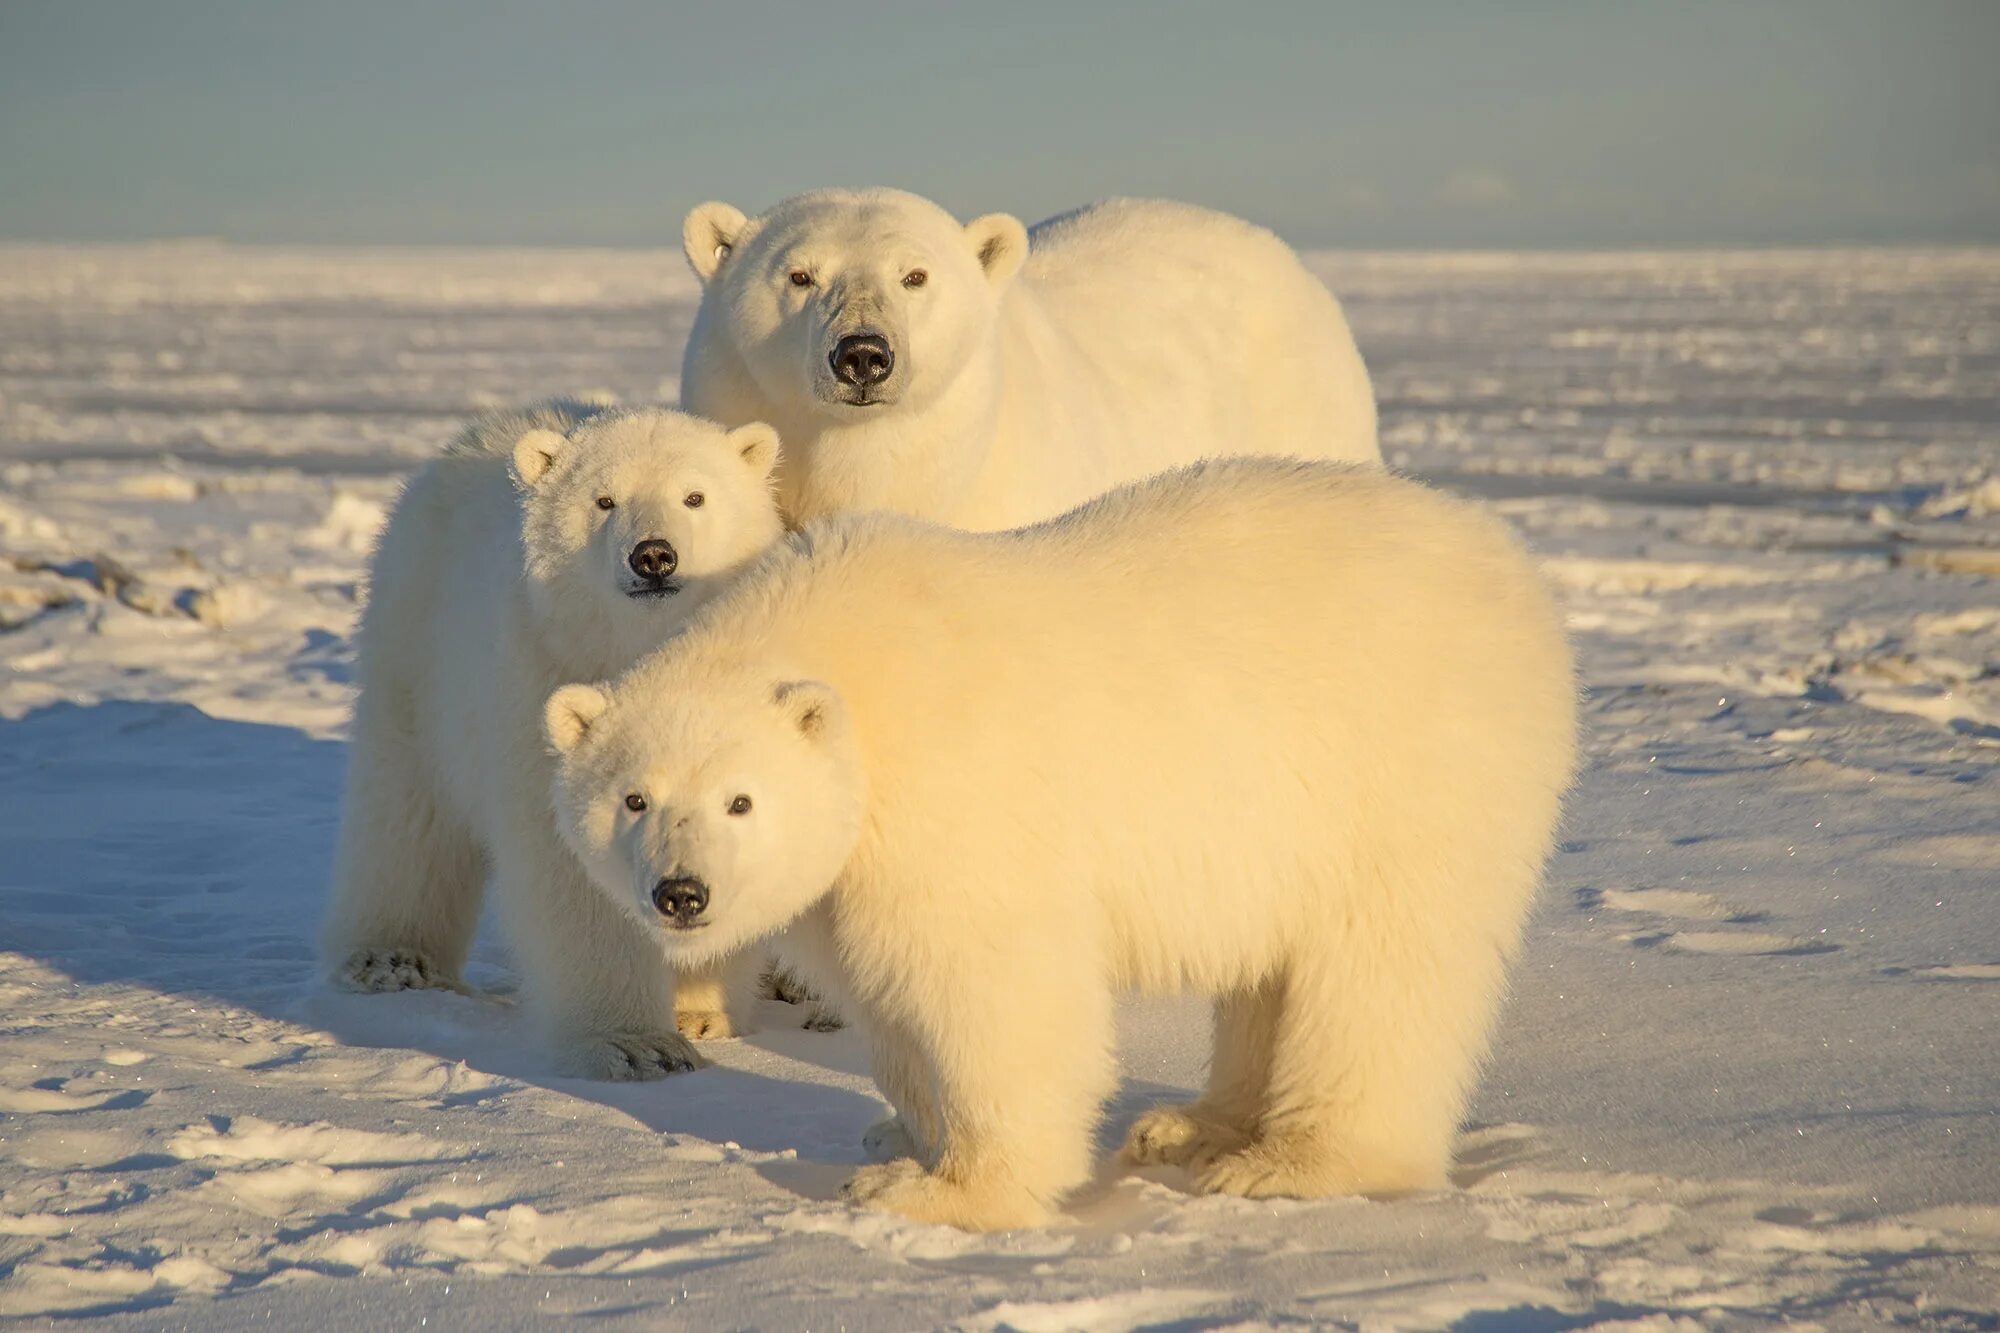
[
  {"left": 322, "top": 692, "right": 483, "bottom": 993},
  {"left": 843, "top": 971, "right": 1115, "bottom": 1231},
  {"left": 671, "top": 952, "right": 763, "bottom": 1040},
  {"left": 490, "top": 827, "right": 703, "bottom": 1080},
  {"left": 860, "top": 1022, "right": 942, "bottom": 1165}
]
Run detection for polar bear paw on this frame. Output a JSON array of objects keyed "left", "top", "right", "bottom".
[
  {"left": 841, "top": 1160, "right": 1051, "bottom": 1231},
  {"left": 1195, "top": 1133, "right": 1445, "bottom": 1199},
  {"left": 674, "top": 1007, "right": 740, "bottom": 1041},
  {"left": 559, "top": 1030, "right": 706, "bottom": 1081},
  {"left": 334, "top": 947, "right": 465, "bottom": 995},
  {"left": 763, "top": 966, "right": 846, "bottom": 1030},
  {"left": 1193, "top": 1143, "right": 1313, "bottom": 1199},
  {"left": 842, "top": 1158, "right": 928, "bottom": 1208},
  {"left": 1121, "top": 1105, "right": 1250, "bottom": 1169},
  {"left": 797, "top": 1002, "right": 845, "bottom": 1032},
  {"left": 762, "top": 965, "right": 815, "bottom": 1006},
  {"left": 862, "top": 1115, "right": 921, "bottom": 1164}
]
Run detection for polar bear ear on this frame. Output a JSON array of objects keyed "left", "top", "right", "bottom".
[
  {"left": 965, "top": 213, "right": 1028, "bottom": 288},
  {"left": 774, "top": 679, "right": 842, "bottom": 742},
  {"left": 729, "top": 422, "right": 780, "bottom": 478},
  {"left": 544, "top": 683, "right": 610, "bottom": 754},
  {"left": 510, "top": 429, "right": 568, "bottom": 488},
  {"left": 683, "top": 202, "right": 748, "bottom": 283}
]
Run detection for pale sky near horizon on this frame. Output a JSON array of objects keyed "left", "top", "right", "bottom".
[{"left": 2, "top": 1, "right": 1995, "bottom": 250}]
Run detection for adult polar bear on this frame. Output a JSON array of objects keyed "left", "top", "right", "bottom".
[{"left": 681, "top": 189, "right": 1378, "bottom": 529}]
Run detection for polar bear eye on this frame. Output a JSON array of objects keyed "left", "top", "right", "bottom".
[
  {"left": 595, "top": 496, "right": 616, "bottom": 511},
  {"left": 683, "top": 492, "right": 705, "bottom": 509},
  {"left": 788, "top": 270, "right": 813, "bottom": 288},
  {"left": 624, "top": 793, "right": 647, "bottom": 813},
  {"left": 727, "top": 794, "right": 752, "bottom": 816},
  {"left": 902, "top": 269, "right": 928, "bottom": 289}
]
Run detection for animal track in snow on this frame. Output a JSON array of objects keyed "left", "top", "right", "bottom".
[
  {"left": 1581, "top": 886, "right": 1749, "bottom": 921},
  {"left": 1883, "top": 962, "right": 2000, "bottom": 981},
  {"left": 1579, "top": 887, "right": 1839, "bottom": 956},
  {"left": 166, "top": 1115, "right": 466, "bottom": 1168},
  {"left": 1881, "top": 834, "right": 2000, "bottom": 869},
  {"left": 0, "top": 1084, "right": 154, "bottom": 1115},
  {"left": 1655, "top": 931, "right": 1840, "bottom": 957},
  {"left": 959, "top": 1290, "right": 1227, "bottom": 1333}
]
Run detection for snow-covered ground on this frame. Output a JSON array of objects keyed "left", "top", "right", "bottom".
[{"left": 1, "top": 243, "right": 1995, "bottom": 1330}]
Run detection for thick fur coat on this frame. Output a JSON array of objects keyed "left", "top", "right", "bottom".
[
  {"left": 546, "top": 458, "right": 1577, "bottom": 1227},
  {"left": 322, "top": 405, "right": 785, "bottom": 1075},
  {"left": 681, "top": 189, "right": 1380, "bottom": 530}
]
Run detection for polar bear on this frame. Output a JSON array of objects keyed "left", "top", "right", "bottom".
[
  {"left": 322, "top": 404, "right": 786, "bottom": 1077},
  {"left": 680, "top": 189, "right": 1379, "bottom": 531},
  {"left": 543, "top": 458, "right": 1578, "bottom": 1228}
]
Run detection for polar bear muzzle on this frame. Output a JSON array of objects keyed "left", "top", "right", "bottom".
[
  {"left": 625, "top": 538, "right": 680, "bottom": 597},
  {"left": 829, "top": 332, "right": 894, "bottom": 394},
  {"left": 652, "top": 875, "right": 710, "bottom": 928}
]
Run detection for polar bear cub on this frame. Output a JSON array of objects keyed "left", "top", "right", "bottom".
[
  {"left": 322, "top": 404, "right": 785, "bottom": 1077},
  {"left": 681, "top": 188, "right": 1380, "bottom": 531},
  {"left": 544, "top": 458, "right": 1578, "bottom": 1228}
]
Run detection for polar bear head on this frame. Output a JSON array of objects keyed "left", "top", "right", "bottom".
[
  {"left": 682, "top": 189, "right": 1028, "bottom": 420},
  {"left": 510, "top": 410, "right": 784, "bottom": 659},
  {"left": 543, "top": 659, "right": 864, "bottom": 965}
]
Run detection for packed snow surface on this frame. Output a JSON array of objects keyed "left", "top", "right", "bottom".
[{"left": 1, "top": 243, "right": 1996, "bottom": 1330}]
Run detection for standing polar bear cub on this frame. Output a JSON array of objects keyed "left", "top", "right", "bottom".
[
  {"left": 545, "top": 459, "right": 1578, "bottom": 1230},
  {"left": 323, "top": 405, "right": 785, "bottom": 1077},
  {"left": 681, "top": 189, "right": 1379, "bottom": 530}
]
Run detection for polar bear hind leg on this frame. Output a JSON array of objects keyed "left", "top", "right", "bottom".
[
  {"left": 1195, "top": 879, "right": 1517, "bottom": 1200},
  {"left": 323, "top": 694, "right": 484, "bottom": 993}
]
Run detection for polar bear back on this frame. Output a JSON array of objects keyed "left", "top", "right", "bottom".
[
  {"left": 356, "top": 423, "right": 556, "bottom": 835},
  {"left": 1010, "top": 199, "right": 1376, "bottom": 468},
  {"left": 958, "top": 201, "right": 1378, "bottom": 528},
  {"left": 669, "top": 459, "right": 1573, "bottom": 991}
]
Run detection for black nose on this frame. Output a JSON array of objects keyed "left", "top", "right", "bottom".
[
  {"left": 628, "top": 538, "right": 677, "bottom": 581},
  {"left": 830, "top": 333, "right": 893, "bottom": 387},
  {"left": 652, "top": 876, "right": 709, "bottom": 922}
]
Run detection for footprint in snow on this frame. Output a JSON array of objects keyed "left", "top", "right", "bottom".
[
  {"left": 1578, "top": 886, "right": 1839, "bottom": 956},
  {"left": 0, "top": 1084, "right": 154, "bottom": 1115},
  {"left": 1578, "top": 886, "right": 1757, "bottom": 921},
  {"left": 1880, "top": 962, "right": 2000, "bottom": 981},
  {"left": 1653, "top": 931, "right": 1840, "bottom": 957}
]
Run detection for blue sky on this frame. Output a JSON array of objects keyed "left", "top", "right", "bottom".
[{"left": 2, "top": 1, "right": 1994, "bottom": 248}]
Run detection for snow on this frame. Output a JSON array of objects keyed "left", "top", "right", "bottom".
[{"left": 1, "top": 242, "right": 1996, "bottom": 1330}]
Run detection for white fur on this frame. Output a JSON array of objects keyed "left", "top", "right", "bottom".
[
  {"left": 682, "top": 189, "right": 1380, "bottom": 530},
  {"left": 546, "top": 459, "right": 1578, "bottom": 1228},
  {"left": 321, "top": 404, "right": 786, "bottom": 1076}
]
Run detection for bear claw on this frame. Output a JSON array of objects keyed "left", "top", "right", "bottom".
[
  {"left": 843, "top": 1157, "right": 927, "bottom": 1203},
  {"left": 763, "top": 967, "right": 845, "bottom": 1030},
  {"left": 861, "top": 1116, "right": 920, "bottom": 1164},
  {"left": 798, "top": 1002, "right": 845, "bottom": 1032},
  {"left": 335, "top": 947, "right": 465, "bottom": 995},
  {"left": 1122, "top": 1105, "right": 1249, "bottom": 1170},
  {"left": 842, "top": 1159, "right": 1053, "bottom": 1230},
  {"left": 1195, "top": 1147, "right": 1295, "bottom": 1198},
  {"left": 674, "top": 1008, "right": 738, "bottom": 1041},
  {"left": 562, "top": 1031, "right": 706, "bottom": 1081}
]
